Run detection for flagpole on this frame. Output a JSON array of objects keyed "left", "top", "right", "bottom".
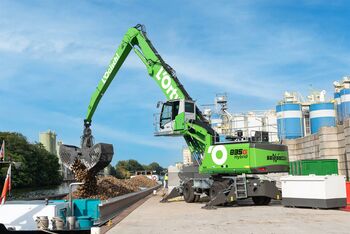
[{"left": 8, "top": 164, "right": 11, "bottom": 197}]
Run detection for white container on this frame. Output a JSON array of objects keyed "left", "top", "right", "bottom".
[{"left": 281, "top": 175, "right": 346, "bottom": 208}]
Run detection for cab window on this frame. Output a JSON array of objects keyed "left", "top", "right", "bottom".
[
  {"left": 185, "top": 102, "right": 195, "bottom": 113},
  {"left": 172, "top": 101, "right": 179, "bottom": 119},
  {"left": 160, "top": 103, "right": 172, "bottom": 128}
]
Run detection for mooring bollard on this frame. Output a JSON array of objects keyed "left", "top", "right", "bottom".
[
  {"left": 51, "top": 216, "right": 64, "bottom": 230},
  {"left": 35, "top": 216, "right": 49, "bottom": 230},
  {"left": 66, "top": 216, "right": 76, "bottom": 230}
]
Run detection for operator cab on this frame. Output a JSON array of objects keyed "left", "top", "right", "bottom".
[{"left": 155, "top": 99, "right": 196, "bottom": 136}]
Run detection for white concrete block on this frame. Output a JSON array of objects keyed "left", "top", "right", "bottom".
[
  {"left": 344, "top": 127, "right": 350, "bottom": 137},
  {"left": 286, "top": 144, "right": 297, "bottom": 150},
  {"left": 319, "top": 141, "right": 340, "bottom": 149},
  {"left": 337, "top": 133, "right": 345, "bottom": 141},
  {"left": 337, "top": 124, "right": 344, "bottom": 133},
  {"left": 339, "top": 162, "right": 347, "bottom": 170},
  {"left": 343, "top": 118, "right": 350, "bottom": 128},
  {"left": 345, "top": 145, "right": 350, "bottom": 153},
  {"left": 282, "top": 139, "right": 297, "bottom": 145},
  {"left": 302, "top": 147, "right": 310, "bottom": 154},
  {"left": 319, "top": 155, "right": 340, "bottom": 160},
  {"left": 319, "top": 134, "right": 338, "bottom": 142},
  {"left": 319, "top": 148, "right": 341, "bottom": 157},
  {"left": 344, "top": 137, "right": 350, "bottom": 146},
  {"left": 319, "top": 126, "right": 338, "bottom": 135}
]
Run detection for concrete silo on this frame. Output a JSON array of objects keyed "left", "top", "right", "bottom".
[{"left": 39, "top": 130, "right": 57, "bottom": 155}]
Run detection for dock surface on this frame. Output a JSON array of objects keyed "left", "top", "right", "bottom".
[{"left": 108, "top": 195, "right": 350, "bottom": 234}]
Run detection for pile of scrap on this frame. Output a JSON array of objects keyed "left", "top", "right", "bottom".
[
  {"left": 91, "top": 176, "right": 139, "bottom": 200},
  {"left": 70, "top": 159, "right": 158, "bottom": 199},
  {"left": 129, "top": 175, "right": 159, "bottom": 188}
]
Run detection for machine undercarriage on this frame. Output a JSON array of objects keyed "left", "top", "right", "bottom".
[{"left": 161, "top": 164, "right": 281, "bottom": 209}]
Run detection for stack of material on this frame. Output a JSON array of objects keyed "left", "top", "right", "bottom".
[
  {"left": 92, "top": 176, "right": 139, "bottom": 200},
  {"left": 69, "top": 160, "right": 159, "bottom": 200},
  {"left": 129, "top": 176, "right": 158, "bottom": 188}
]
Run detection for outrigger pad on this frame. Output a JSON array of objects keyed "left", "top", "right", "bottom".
[
  {"left": 202, "top": 188, "right": 237, "bottom": 209},
  {"left": 59, "top": 143, "right": 114, "bottom": 173},
  {"left": 160, "top": 187, "right": 182, "bottom": 203}
]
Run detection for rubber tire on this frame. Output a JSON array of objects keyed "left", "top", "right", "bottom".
[
  {"left": 252, "top": 196, "right": 271, "bottom": 205},
  {"left": 183, "top": 181, "right": 196, "bottom": 203}
]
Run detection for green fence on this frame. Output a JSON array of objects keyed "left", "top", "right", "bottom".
[{"left": 289, "top": 159, "right": 338, "bottom": 176}]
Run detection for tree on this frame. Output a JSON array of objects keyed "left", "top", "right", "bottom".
[
  {"left": 146, "top": 162, "right": 164, "bottom": 174},
  {"left": 114, "top": 159, "right": 164, "bottom": 179},
  {"left": 115, "top": 166, "right": 130, "bottom": 179},
  {"left": 0, "top": 132, "right": 62, "bottom": 188},
  {"left": 125, "top": 159, "right": 144, "bottom": 172}
]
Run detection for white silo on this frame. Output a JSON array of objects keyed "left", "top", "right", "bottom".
[{"left": 39, "top": 130, "right": 57, "bottom": 155}]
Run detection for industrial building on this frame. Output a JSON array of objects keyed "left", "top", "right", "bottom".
[
  {"left": 277, "top": 77, "right": 350, "bottom": 179},
  {"left": 202, "top": 93, "right": 279, "bottom": 143},
  {"left": 276, "top": 90, "right": 336, "bottom": 140}
]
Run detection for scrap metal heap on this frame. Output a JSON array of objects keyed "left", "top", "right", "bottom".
[{"left": 59, "top": 124, "right": 114, "bottom": 197}]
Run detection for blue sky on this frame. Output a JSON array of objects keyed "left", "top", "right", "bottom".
[{"left": 1, "top": 1, "right": 350, "bottom": 167}]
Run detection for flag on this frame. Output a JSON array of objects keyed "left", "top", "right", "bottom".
[
  {"left": 0, "top": 140, "right": 4, "bottom": 160},
  {"left": 0, "top": 164, "right": 11, "bottom": 205}
]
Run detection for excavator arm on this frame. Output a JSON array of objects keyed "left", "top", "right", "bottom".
[
  {"left": 60, "top": 24, "right": 215, "bottom": 175},
  {"left": 85, "top": 24, "right": 187, "bottom": 124},
  {"left": 83, "top": 24, "right": 215, "bottom": 159}
]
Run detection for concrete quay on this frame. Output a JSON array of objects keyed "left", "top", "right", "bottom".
[{"left": 107, "top": 195, "right": 350, "bottom": 234}]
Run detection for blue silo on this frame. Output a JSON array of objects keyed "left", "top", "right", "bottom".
[
  {"left": 309, "top": 102, "right": 336, "bottom": 134},
  {"left": 276, "top": 103, "right": 304, "bottom": 139},
  {"left": 341, "top": 88, "right": 350, "bottom": 122},
  {"left": 334, "top": 91, "right": 342, "bottom": 124}
]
